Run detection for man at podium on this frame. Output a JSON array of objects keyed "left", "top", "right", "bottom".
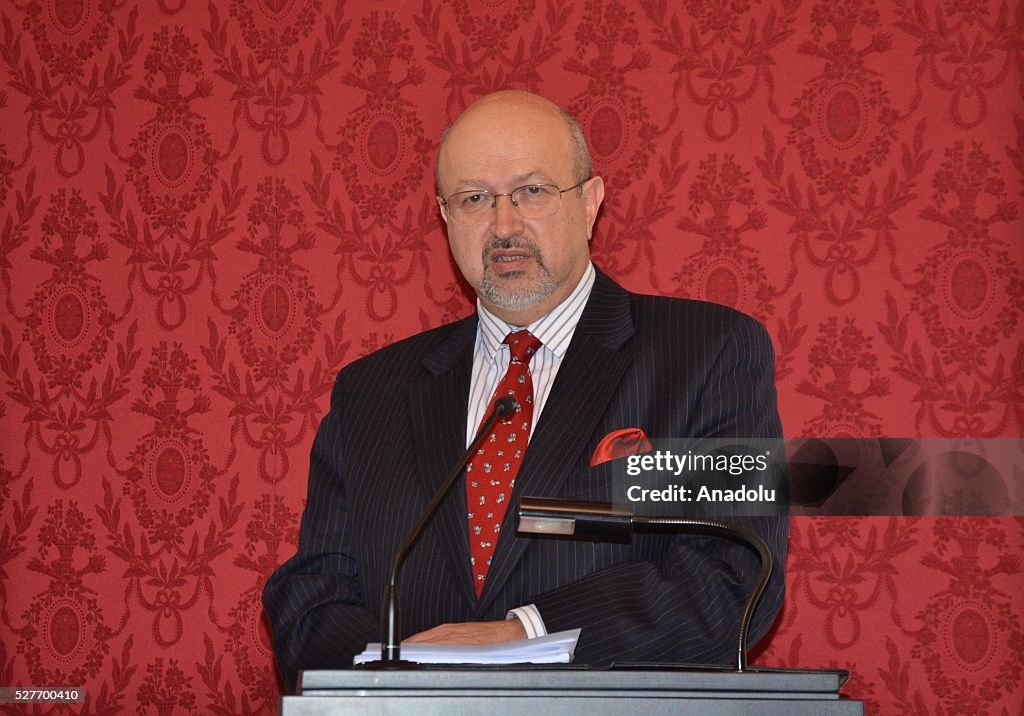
[{"left": 263, "top": 89, "right": 788, "bottom": 692}]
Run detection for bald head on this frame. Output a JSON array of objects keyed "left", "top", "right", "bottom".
[
  {"left": 434, "top": 89, "right": 605, "bottom": 325},
  {"left": 436, "top": 91, "right": 592, "bottom": 196}
]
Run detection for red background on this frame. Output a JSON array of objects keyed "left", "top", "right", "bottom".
[{"left": 1, "top": 0, "right": 1022, "bottom": 713}]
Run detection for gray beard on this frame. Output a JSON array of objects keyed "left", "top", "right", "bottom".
[{"left": 478, "top": 236, "right": 557, "bottom": 313}]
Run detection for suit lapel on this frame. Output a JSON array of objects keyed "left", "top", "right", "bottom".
[
  {"left": 476, "top": 270, "right": 636, "bottom": 612},
  {"left": 406, "top": 317, "right": 478, "bottom": 612}
]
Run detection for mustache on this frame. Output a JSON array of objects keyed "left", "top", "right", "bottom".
[{"left": 482, "top": 235, "right": 543, "bottom": 262}]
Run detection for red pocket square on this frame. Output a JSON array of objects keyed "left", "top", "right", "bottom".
[{"left": 590, "top": 428, "right": 653, "bottom": 467}]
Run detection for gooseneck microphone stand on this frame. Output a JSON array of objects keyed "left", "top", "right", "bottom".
[
  {"left": 355, "top": 396, "right": 519, "bottom": 669},
  {"left": 517, "top": 497, "right": 773, "bottom": 672}
]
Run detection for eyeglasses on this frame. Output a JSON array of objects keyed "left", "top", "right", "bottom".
[{"left": 440, "top": 180, "right": 588, "bottom": 225}]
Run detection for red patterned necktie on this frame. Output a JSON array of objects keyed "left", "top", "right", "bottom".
[{"left": 466, "top": 330, "right": 542, "bottom": 597}]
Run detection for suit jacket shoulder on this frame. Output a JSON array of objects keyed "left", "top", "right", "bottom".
[
  {"left": 331, "top": 314, "right": 477, "bottom": 395},
  {"left": 626, "top": 283, "right": 772, "bottom": 353}
]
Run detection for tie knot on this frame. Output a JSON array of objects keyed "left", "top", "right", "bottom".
[{"left": 503, "top": 330, "right": 542, "bottom": 364}]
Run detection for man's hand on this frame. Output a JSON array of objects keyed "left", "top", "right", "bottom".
[{"left": 404, "top": 619, "right": 527, "bottom": 645}]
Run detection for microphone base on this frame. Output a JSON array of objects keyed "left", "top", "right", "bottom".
[{"left": 352, "top": 659, "right": 427, "bottom": 670}]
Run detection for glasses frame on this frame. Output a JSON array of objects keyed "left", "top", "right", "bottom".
[{"left": 439, "top": 179, "right": 590, "bottom": 224}]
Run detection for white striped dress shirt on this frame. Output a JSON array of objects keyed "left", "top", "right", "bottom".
[
  {"left": 465, "top": 262, "right": 596, "bottom": 638},
  {"left": 466, "top": 262, "right": 596, "bottom": 444}
]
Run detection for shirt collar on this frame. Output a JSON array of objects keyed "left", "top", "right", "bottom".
[{"left": 476, "top": 262, "right": 596, "bottom": 363}]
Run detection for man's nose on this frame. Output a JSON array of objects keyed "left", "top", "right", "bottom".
[{"left": 491, "top": 194, "right": 524, "bottom": 238}]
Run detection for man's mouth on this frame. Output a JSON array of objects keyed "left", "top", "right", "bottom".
[
  {"left": 489, "top": 250, "right": 533, "bottom": 270},
  {"left": 482, "top": 236, "right": 543, "bottom": 278}
]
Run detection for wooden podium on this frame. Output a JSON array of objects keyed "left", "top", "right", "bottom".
[{"left": 283, "top": 666, "right": 864, "bottom": 715}]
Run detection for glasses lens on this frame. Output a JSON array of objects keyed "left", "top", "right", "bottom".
[
  {"left": 448, "top": 191, "right": 493, "bottom": 223},
  {"left": 511, "top": 185, "right": 559, "bottom": 219}
]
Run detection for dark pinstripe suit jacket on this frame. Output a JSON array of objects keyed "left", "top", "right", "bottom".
[{"left": 262, "top": 269, "right": 788, "bottom": 691}]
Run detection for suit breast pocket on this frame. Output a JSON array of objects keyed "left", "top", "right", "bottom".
[{"left": 556, "top": 458, "right": 622, "bottom": 503}]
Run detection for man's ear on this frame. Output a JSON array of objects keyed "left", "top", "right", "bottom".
[
  {"left": 436, "top": 196, "right": 448, "bottom": 225},
  {"left": 584, "top": 176, "right": 605, "bottom": 233}
]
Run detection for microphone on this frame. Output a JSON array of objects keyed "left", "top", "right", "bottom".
[
  {"left": 517, "top": 497, "right": 772, "bottom": 672},
  {"left": 355, "top": 395, "right": 519, "bottom": 669}
]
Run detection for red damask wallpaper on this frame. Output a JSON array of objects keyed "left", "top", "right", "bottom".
[{"left": 0, "top": 0, "right": 1021, "bottom": 713}]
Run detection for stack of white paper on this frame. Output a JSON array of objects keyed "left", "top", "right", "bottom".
[{"left": 353, "top": 628, "right": 582, "bottom": 666}]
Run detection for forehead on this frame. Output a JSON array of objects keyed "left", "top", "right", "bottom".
[{"left": 439, "top": 99, "right": 576, "bottom": 188}]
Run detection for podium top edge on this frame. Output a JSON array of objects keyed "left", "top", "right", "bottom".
[{"left": 299, "top": 666, "right": 850, "bottom": 694}]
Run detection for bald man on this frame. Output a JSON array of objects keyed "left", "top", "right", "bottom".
[{"left": 263, "top": 90, "right": 787, "bottom": 692}]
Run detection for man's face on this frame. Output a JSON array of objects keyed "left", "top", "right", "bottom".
[{"left": 436, "top": 93, "right": 604, "bottom": 325}]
